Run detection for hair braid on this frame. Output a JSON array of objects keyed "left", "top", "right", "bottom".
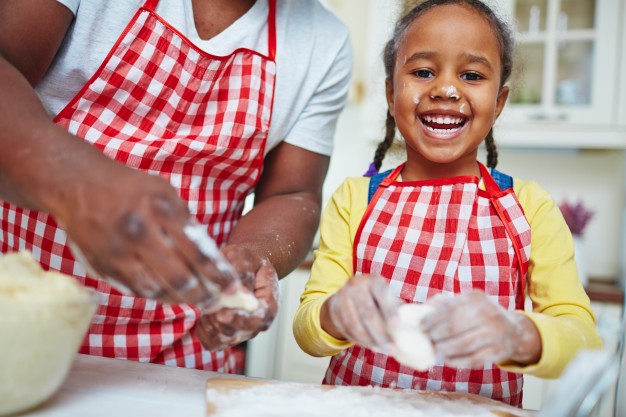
[
  {"left": 485, "top": 128, "right": 498, "bottom": 169},
  {"left": 366, "top": 111, "right": 396, "bottom": 176}
]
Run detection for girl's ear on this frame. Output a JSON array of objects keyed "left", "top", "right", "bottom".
[
  {"left": 386, "top": 79, "right": 395, "bottom": 117},
  {"left": 494, "top": 85, "right": 510, "bottom": 119}
]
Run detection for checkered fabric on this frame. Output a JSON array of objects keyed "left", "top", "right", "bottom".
[
  {"left": 324, "top": 163, "right": 531, "bottom": 407},
  {"left": 0, "top": 0, "right": 277, "bottom": 372}
]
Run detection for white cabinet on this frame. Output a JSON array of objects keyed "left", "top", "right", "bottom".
[
  {"left": 497, "top": 0, "right": 621, "bottom": 125},
  {"left": 246, "top": 268, "right": 329, "bottom": 384},
  {"left": 494, "top": 0, "right": 626, "bottom": 147},
  {"left": 619, "top": 3, "right": 626, "bottom": 129}
]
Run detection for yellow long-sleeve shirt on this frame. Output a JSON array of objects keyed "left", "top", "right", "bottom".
[{"left": 294, "top": 174, "right": 602, "bottom": 379}]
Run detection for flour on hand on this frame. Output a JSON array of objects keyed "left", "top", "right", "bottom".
[
  {"left": 183, "top": 223, "right": 259, "bottom": 312},
  {"left": 389, "top": 303, "right": 436, "bottom": 371}
]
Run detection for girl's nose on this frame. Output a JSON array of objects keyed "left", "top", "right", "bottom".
[{"left": 428, "top": 84, "right": 461, "bottom": 100}]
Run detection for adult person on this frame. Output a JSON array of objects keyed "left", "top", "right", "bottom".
[{"left": 0, "top": 0, "right": 351, "bottom": 372}]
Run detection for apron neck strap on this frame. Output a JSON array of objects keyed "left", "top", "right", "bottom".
[
  {"left": 380, "top": 164, "right": 404, "bottom": 187},
  {"left": 143, "top": 0, "right": 159, "bottom": 12},
  {"left": 267, "top": 0, "right": 277, "bottom": 60},
  {"left": 479, "top": 162, "right": 501, "bottom": 194}
]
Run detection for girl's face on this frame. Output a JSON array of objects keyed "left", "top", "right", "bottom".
[{"left": 386, "top": 4, "right": 509, "bottom": 179}]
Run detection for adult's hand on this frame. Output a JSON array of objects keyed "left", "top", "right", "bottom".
[
  {"left": 320, "top": 275, "right": 401, "bottom": 353},
  {"left": 421, "top": 290, "right": 542, "bottom": 368},
  {"left": 58, "top": 160, "right": 240, "bottom": 311},
  {"left": 195, "top": 244, "right": 279, "bottom": 351},
  {"left": 0, "top": 1, "right": 239, "bottom": 310}
]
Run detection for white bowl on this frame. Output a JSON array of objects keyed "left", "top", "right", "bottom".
[{"left": 0, "top": 252, "right": 98, "bottom": 416}]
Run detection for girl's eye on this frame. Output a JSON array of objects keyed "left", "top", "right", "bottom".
[
  {"left": 461, "top": 72, "right": 483, "bottom": 81},
  {"left": 413, "top": 69, "right": 434, "bottom": 78}
]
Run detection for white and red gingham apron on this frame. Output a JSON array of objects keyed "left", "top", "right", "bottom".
[
  {"left": 324, "top": 163, "right": 531, "bottom": 407},
  {"left": 0, "top": 0, "right": 277, "bottom": 371}
]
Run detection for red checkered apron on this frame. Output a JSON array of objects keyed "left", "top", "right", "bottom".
[
  {"left": 324, "top": 163, "right": 531, "bottom": 406},
  {"left": 0, "top": 0, "right": 277, "bottom": 371}
]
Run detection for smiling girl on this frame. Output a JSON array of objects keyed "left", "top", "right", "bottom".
[{"left": 293, "top": 0, "right": 601, "bottom": 407}]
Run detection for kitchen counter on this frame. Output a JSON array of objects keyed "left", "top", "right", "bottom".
[
  {"left": 21, "top": 354, "right": 235, "bottom": 417},
  {"left": 21, "top": 354, "right": 535, "bottom": 417}
]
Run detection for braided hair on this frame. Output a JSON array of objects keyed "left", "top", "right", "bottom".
[{"left": 365, "top": 0, "right": 515, "bottom": 176}]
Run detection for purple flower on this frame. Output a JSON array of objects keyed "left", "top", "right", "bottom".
[{"left": 559, "top": 200, "right": 595, "bottom": 236}]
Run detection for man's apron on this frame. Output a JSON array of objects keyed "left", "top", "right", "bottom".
[
  {"left": 324, "top": 163, "right": 531, "bottom": 406},
  {"left": 0, "top": 0, "right": 277, "bottom": 372}
]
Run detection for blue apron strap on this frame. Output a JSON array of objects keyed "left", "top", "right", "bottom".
[
  {"left": 490, "top": 168, "right": 514, "bottom": 191},
  {"left": 368, "top": 169, "right": 393, "bottom": 203}
]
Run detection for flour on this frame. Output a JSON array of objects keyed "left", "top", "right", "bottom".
[
  {"left": 206, "top": 383, "right": 531, "bottom": 417},
  {"left": 183, "top": 223, "right": 259, "bottom": 312},
  {"left": 0, "top": 251, "right": 98, "bottom": 416},
  {"left": 389, "top": 303, "right": 436, "bottom": 371}
]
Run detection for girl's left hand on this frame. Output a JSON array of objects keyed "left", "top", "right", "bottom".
[
  {"left": 320, "top": 275, "right": 401, "bottom": 353},
  {"left": 421, "top": 290, "right": 542, "bottom": 368},
  {"left": 195, "top": 245, "right": 279, "bottom": 351}
]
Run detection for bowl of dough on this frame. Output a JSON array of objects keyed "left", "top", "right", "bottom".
[{"left": 0, "top": 251, "right": 98, "bottom": 416}]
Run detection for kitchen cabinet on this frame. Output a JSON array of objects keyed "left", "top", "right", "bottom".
[
  {"left": 619, "top": 2, "right": 626, "bottom": 129},
  {"left": 246, "top": 268, "right": 329, "bottom": 384},
  {"left": 497, "top": 0, "right": 620, "bottom": 125},
  {"left": 494, "top": 0, "right": 626, "bottom": 148}
]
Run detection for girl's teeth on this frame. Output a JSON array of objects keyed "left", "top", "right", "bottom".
[{"left": 423, "top": 115, "right": 463, "bottom": 125}]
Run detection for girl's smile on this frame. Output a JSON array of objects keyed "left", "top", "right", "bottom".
[{"left": 420, "top": 109, "right": 468, "bottom": 140}]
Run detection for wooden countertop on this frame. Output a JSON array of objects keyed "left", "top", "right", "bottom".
[
  {"left": 585, "top": 278, "right": 625, "bottom": 304},
  {"left": 23, "top": 354, "right": 231, "bottom": 416}
]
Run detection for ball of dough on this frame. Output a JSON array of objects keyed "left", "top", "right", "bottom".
[{"left": 390, "top": 303, "right": 436, "bottom": 371}]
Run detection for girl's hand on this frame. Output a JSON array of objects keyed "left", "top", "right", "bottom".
[
  {"left": 195, "top": 245, "right": 279, "bottom": 351},
  {"left": 421, "top": 290, "right": 542, "bottom": 368},
  {"left": 320, "top": 275, "right": 401, "bottom": 353}
]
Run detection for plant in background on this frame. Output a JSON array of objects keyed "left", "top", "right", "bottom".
[{"left": 559, "top": 199, "right": 595, "bottom": 237}]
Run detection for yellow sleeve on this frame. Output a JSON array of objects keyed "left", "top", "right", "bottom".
[
  {"left": 293, "top": 177, "right": 369, "bottom": 357},
  {"left": 498, "top": 179, "right": 602, "bottom": 378}
]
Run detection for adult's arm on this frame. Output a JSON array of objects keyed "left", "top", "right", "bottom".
[
  {"left": 195, "top": 143, "right": 330, "bottom": 351},
  {"left": 0, "top": 0, "right": 236, "bottom": 310},
  {"left": 228, "top": 142, "right": 329, "bottom": 278}
]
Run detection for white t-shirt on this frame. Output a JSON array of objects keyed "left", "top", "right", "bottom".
[{"left": 39, "top": 0, "right": 352, "bottom": 156}]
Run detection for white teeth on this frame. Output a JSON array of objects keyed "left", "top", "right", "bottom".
[
  {"left": 423, "top": 115, "right": 464, "bottom": 125},
  {"left": 425, "top": 125, "right": 462, "bottom": 134}
]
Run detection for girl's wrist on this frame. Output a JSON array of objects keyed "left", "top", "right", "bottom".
[
  {"left": 510, "top": 313, "right": 542, "bottom": 365},
  {"left": 320, "top": 295, "right": 346, "bottom": 340}
]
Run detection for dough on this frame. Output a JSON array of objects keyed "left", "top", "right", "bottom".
[
  {"left": 184, "top": 223, "right": 259, "bottom": 312},
  {"left": 390, "top": 303, "right": 436, "bottom": 371},
  {"left": 219, "top": 287, "right": 259, "bottom": 311},
  {"left": 0, "top": 251, "right": 97, "bottom": 416}
]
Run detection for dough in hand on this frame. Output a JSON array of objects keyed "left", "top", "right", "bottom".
[{"left": 390, "top": 303, "right": 436, "bottom": 371}]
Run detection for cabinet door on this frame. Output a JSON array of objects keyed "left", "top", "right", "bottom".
[{"left": 497, "top": 0, "right": 621, "bottom": 127}]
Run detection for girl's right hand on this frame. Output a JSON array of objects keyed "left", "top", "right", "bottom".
[{"left": 320, "top": 275, "right": 401, "bottom": 353}]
